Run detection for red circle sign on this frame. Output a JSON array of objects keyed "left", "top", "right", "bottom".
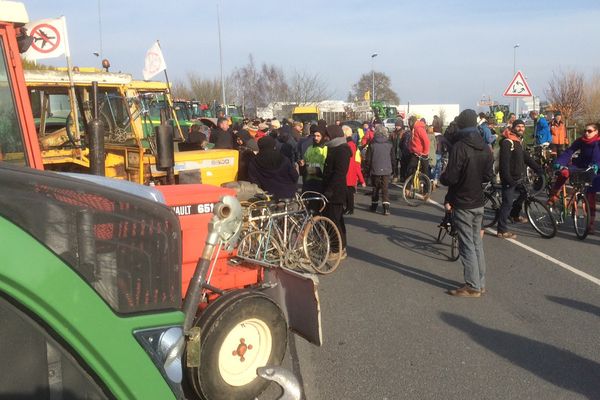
[{"left": 30, "top": 23, "right": 61, "bottom": 54}]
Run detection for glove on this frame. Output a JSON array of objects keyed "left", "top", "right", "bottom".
[
  {"left": 592, "top": 164, "right": 599, "bottom": 174},
  {"left": 552, "top": 163, "right": 562, "bottom": 170}
]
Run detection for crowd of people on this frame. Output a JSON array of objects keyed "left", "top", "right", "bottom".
[{"left": 184, "top": 109, "right": 599, "bottom": 298}]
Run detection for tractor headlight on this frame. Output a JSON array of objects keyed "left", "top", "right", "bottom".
[{"left": 134, "top": 326, "right": 184, "bottom": 397}]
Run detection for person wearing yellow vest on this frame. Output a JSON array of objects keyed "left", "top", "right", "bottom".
[{"left": 301, "top": 129, "right": 328, "bottom": 193}]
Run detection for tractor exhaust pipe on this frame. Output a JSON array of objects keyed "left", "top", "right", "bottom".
[{"left": 88, "top": 81, "right": 105, "bottom": 176}]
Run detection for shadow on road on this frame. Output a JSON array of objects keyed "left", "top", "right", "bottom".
[
  {"left": 546, "top": 295, "right": 600, "bottom": 318},
  {"left": 347, "top": 246, "right": 461, "bottom": 290},
  {"left": 439, "top": 312, "right": 600, "bottom": 399},
  {"left": 346, "top": 215, "right": 452, "bottom": 261}
]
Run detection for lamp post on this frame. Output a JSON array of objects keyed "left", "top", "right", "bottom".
[
  {"left": 371, "top": 53, "right": 378, "bottom": 102},
  {"left": 217, "top": 2, "right": 227, "bottom": 115},
  {"left": 513, "top": 44, "right": 519, "bottom": 116}
]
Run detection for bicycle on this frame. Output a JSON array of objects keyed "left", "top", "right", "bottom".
[
  {"left": 482, "top": 180, "right": 556, "bottom": 238},
  {"left": 237, "top": 192, "right": 343, "bottom": 274},
  {"left": 436, "top": 209, "right": 459, "bottom": 261},
  {"left": 525, "top": 144, "right": 554, "bottom": 196},
  {"left": 548, "top": 167, "right": 596, "bottom": 240},
  {"left": 402, "top": 155, "right": 432, "bottom": 206}
]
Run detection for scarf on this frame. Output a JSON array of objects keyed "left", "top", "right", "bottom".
[{"left": 581, "top": 133, "right": 600, "bottom": 144}]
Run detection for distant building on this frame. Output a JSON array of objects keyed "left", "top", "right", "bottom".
[{"left": 397, "top": 104, "right": 460, "bottom": 126}]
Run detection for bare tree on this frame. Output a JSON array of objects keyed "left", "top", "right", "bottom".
[
  {"left": 229, "top": 54, "right": 262, "bottom": 112},
  {"left": 348, "top": 71, "right": 400, "bottom": 104},
  {"left": 582, "top": 71, "right": 600, "bottom": 123},
  {"left": 288, "top": 71, "right": 330, "bottom": 103},
  {"left": 171, "top": 80, "right": 193, "bottom": 99},
  {"left": 545, "top": 70, "right": 585, "bottom": 124}
]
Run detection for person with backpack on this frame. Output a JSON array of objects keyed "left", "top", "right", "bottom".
[{"left": 497, "top": 119, "right": 542, "bottom": 239}]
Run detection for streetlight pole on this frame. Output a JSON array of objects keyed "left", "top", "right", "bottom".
[
  {"left": 513, "top": 44, "right": 519, "bottom": 116},
  {"left": 371, "top": 53, "right": 378, "bottom": 103},
  {"left": 217, "top": 2, "right": 227, "bottom": 115}
]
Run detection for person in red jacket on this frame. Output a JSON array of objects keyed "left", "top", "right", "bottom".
[
  {"left": 360, "top": 121, "right": 374, "bottom": 147},
  {"left": 342, "top": 125, "right": 366, "bottom": 214},
  {"left": 406, "top": 115, "right": 431, "bottom": 177}
]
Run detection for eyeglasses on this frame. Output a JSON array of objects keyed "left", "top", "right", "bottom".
[{"left": 585, "top": 128, "right": 597, "bottom": 133}]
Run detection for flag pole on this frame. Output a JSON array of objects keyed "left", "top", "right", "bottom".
[
  {"left": 61, "top": 16, "right": 81, "bottom": 146},
  {"left": 156, "top": 40, "right": 184, "bottom": 141}
]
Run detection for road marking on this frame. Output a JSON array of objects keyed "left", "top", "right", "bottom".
[{"left": 424, "top": 196, "right": 600, "bottom": 287}]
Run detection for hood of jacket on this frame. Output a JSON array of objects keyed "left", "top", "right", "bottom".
[
  {"left": 373, "top": 133, "right": 389, "bottom": 144},
  {"left": 454, "top": 126, "right": 486, "bottom": 151},
  {"left": 326, "top": 136, "right": 347, "bottom": 148}
]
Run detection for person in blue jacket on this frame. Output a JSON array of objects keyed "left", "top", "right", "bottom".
[{"left": 530, "top": 110, "right": 552, "bottom": 145}]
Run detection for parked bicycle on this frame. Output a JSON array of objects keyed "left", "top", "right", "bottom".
[
  {"left": 403, "top": 155, "right": 432, "bottom": 206},
  {"left": 548, "top": 166, "right": 596, "bottom": 240},
  {"left": 436, "top": 209, "right": 459, "bottom": 261},
  {"left": 237, "top": 192, "right": 343, "bottom": 274}
]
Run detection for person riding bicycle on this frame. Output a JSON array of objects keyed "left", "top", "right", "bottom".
[
  {"left": 547, "top": 122, "right": 600, "bottom": 233},
  {"left": 497, "top": 119, "right": 542, "bottom": 239}
]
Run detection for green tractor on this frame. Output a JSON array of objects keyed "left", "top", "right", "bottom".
[{"left": 371, "top": 100, "right": 398, "bottom": 120}]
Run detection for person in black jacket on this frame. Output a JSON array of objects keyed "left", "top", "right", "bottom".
[
  {"left": 322, "top": 125, "right": 352, "bottom": 258},
  {"left": 440, "top": 109, "right": 494, "bottom": 298},
  {"left": 366, "top": 126, "right": 394, "bottom": 215},
  {"left": 248, "top": 136, "right": 299, "bottom": 200},
  {"left": 497, "top": 119, "right": 541, "bottom": 239},
  {"left": 209, "top": 117, "right": 235, "bottom": 149}
]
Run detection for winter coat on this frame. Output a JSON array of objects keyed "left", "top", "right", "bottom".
[
  {"left": 360, "top": 128, "right": 374, "bottom": 147},
  {"left": 408, "top": 120, "right": 430, "bottom": 156},
  {"left": 440, "top": 127, "right": 494, "bottom": 209},
  {"left": 556, "top": 135, "right": 600, "bottom": 169},
  {"left": 248, "top": 156, "right": 299, "bottom": 199},
  {"left": 498, "top": 135, "right": 540, "bottom": 187},
  {"left": 209, "top": 127, "right": 235, "bottom": 149},
  {"left": 550, "top": 120, "right": 568, "bottom": 145},
  {"left": 346, "top": 140, "right": 365, "bottom": 186},
  {"left": 534, "top": 117, "right": 552, "bottom": 145},
  {"left": 366, "top": 134, "right": 394, "bottom": 176},
  {"left": 322, "top": 137, "right": 352, "bottom": 204},
  {"left": 478, "top": 121, "right": 497, "bottom": 147}
]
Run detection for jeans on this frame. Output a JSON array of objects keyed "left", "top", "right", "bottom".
[
  {"left": 454, "top": 207, "right": 486, "bottom": 290},
  {"left": 497, "top": 184, "right": 526, "bottom": 233},
  {"left": 432, "top": 154, "right": 443, "bottom": 181}
]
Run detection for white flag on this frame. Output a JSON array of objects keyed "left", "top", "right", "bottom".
[
  {"left": 143, "top": 42, "right": 167, "bottom": 81},
  {"left": 23, "top": 17, "right": 68, "bottom": 60}
]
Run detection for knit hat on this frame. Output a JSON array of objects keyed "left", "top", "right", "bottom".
[
  {"left": 456, "top": 109, "right": 478, "bottom": 129},
  {"left": 326, "top": 125, "right": 344, "bottom": 139},
  {"left": 512, "top": 119, "right": 526, "bottom": 128}
]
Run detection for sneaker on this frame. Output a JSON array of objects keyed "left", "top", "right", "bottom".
[
  {"left": 511, "top": 216, "right": 528, "bottom": 223},
  {"left": 497, "top": 231, "right": 517, "bottom": 239},
  {"left": 383, "top": 204, "right": 390, "bottom": 216},
  {"left": 448, "top": 285, "right": 481, "bottom": 298}
]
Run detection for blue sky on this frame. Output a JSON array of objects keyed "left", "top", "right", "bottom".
[{"left": 23, "top": 0, "right": 600, "bottom": 110}]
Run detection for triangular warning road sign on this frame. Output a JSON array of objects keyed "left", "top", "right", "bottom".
[{"left": 503, "top": 71, "right": 532, "bottom": 97}]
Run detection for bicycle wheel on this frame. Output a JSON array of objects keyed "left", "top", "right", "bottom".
[
  {"left": 305, "top": 216, "right": 342, "bottom": 274},
  {"left": 402, "top": 172, "right": 431, "bottom": 207},
  {"left": 525, "top": 198, "right": 556, "bottom": 238},
  {"left": 482, "top": 191, "right": 500, "bottom": 229},
  {"left": 571, "top": 193, "right": 590, "bottom": 240},
  {"left": 237, "top": 230, "right": 282, "bottom": 267}
]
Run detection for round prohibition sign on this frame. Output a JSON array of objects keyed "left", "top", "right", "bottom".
[{"left": 30, "top": 23, "right": 61, "bottom": 54}]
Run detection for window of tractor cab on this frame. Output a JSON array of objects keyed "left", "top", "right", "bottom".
[
  {"left": 0, "top": 294, "right": 110, "bottom": 399},
  {"left": 29, "top": 87, "right": 135, "bottom": 147},
  {"left": 0, "top": 36, "right": 27, "bottom": 166}
]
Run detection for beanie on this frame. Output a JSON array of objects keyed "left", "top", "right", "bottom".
[
  {"left": 456, "top": 109, "right": 478, "bottom": 129},
  {"left": 512, "top": 119, "right": 525, "bottom": 129}
]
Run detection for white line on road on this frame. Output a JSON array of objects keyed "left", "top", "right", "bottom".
[{"left": 424, "top": 196, "right": 600, "bottom": 287}]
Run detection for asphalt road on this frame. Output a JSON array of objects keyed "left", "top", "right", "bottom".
[{"left": 262, "top": 184, "right": 600, "bottom": 400}]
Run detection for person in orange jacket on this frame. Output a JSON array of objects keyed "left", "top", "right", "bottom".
[
  {"left": 550, "top": 111, "right": 568, "bottom": 155},
  {"left": 406, "top": 116, "right": 431, "bottom": 177}
]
